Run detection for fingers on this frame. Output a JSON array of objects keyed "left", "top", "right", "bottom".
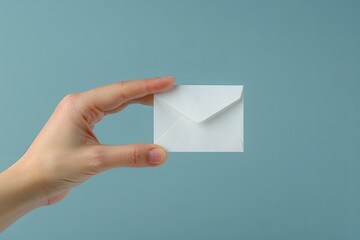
[
  {"left": 85, "top": 144, "right": 168, "bottom": 173},
  {"left": 81, "top": 76, "right": 174, "bottom": 113}
]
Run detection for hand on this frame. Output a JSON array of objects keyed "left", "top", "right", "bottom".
[{"left": 0, "top": 76, "right": 175, "bottom": 232}]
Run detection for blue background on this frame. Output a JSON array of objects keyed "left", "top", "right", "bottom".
[{"left": 1, "top": 1, "right": 359, "bottom": 239}]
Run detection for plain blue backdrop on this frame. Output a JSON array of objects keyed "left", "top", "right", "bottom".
[{"left": 1, "top": 1, "right": 359, "bottom": 239}]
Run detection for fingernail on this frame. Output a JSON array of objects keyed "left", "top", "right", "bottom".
[{"left": 149, "top": 148, "right": 165, "bottom": 164}]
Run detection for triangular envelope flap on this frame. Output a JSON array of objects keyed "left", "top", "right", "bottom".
[{"left": 156, "top": 85, "right": 243, "bottom": 123}]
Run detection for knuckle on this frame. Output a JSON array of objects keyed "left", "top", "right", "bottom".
[
  {"left": 113, "top": 80, "right": 126, "bottom": 87},
  {"left": 112, "top": 80, "right": 127, "bottom": 102},
  {"left": 127, "top": 147, "right": 145, "bottom": 167},
  {"left": 88, "top": 147, "right": 106, "bottom": 172},
  {"left": 144, "top": 83, "right": 152, "bottom": 95},
  {"left": 57, "top": 93, "right": 79, "bottom": 113},
  {"left": 62, "top": 93, "right": 79, "bottom": 104}
]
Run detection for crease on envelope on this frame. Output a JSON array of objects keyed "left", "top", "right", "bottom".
[
  {"left": 154, "top": 116, "right": 185, "bottom": 142},
  {"left": 155, "top": 85, "right": 243, "bottom": 123},
  {"left": 154, "top": 85, "right": 244, "bottom": 152},
  {"left": 155, "top": 114, "right": 243, "bottom": 150},
  {"left": 155, "top": 98, "right": 243, "bottom": 145},
  {"left": 155, "top": 116, "right": 242, "bottom": 152},
  {"left": 156, "top": 117, "right": 244, "bottom": 150},
  {"left": 201, "top": 97, "right": 242, "bottom": 124}
]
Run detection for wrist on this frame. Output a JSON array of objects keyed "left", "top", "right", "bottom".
[{"left": 0, "top": 159, "right": 46, "bottom": 232}]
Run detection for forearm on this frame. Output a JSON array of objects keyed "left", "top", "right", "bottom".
[{"left": 0, "top": 160, "right": 45, "bottom": 232}]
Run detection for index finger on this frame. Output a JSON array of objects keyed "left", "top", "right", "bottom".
[{"left": 81, "top": 76, "right": 175, "bottom": 112}]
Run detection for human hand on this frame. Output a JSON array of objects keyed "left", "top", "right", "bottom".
[{"left": 0, "top": 76, "right": 175, "bottom": 231}]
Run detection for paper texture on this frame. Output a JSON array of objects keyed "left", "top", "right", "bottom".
[{"left": 154, "top": 85, "right": 244, "bottom": 152}]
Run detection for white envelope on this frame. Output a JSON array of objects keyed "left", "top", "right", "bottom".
[{"left": 154, "top": 85, "right": 244, "bottom": 152}]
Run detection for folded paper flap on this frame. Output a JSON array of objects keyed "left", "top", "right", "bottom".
[{"left": 155, "top": 85, "right": 243, "bottom": 123}]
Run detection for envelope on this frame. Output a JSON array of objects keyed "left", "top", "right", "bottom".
[{"left": 154, "top": 85, "right": 244, "bottom": 152}]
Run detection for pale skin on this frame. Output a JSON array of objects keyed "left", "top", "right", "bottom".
[{"left": 0, "top": 76, "right": 175, "bottom": 232}]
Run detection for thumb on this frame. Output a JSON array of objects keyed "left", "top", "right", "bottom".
[{"left": 86, "top": 144, "right": 168, "bottom": 172}]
